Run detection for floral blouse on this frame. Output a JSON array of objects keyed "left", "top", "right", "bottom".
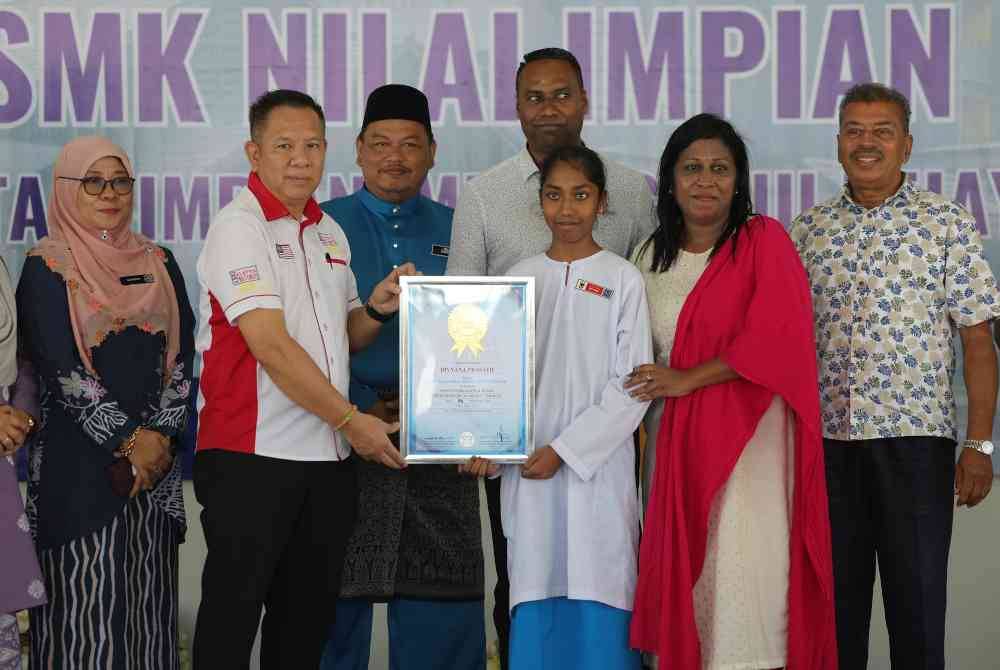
[{"left": 16, "top": 249, "right": 195, "bottom": 550}]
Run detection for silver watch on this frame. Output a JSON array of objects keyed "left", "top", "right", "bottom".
[{"left": 963, "top": 440, "right": 995, "bottom": 456}]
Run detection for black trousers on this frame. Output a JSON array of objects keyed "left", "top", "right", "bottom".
[
  {"left": 484, "top": 476, "right": 510, "bottom": 670},
  {"left": 824, "top": 436, "right": 955, "bottom": 670},
  {"left": 192, "top": 450, "right": 357, "bottom": 670}
]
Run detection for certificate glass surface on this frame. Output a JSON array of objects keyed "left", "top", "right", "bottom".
[{"left": 399, "top": 277, "right": 535, "bottom": 464}]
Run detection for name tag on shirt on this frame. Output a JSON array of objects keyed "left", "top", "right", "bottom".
[
  {"left": 575, "top": 279, "right": 614, "bottom": 299},
  {"left": 120, "top": 274, "right": 155, "bottom": 285},
  {"left": 431, "top": 244, "right": 449, "bottom": 257}
]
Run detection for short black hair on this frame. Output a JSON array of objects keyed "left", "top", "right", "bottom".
[
  {"left": 515, "top": 48, "right": 585, "bottom": 92},
  {"left": 539, "top": 145, "right": 607, "bottom": 199},
  {"left": 839, "top": 82, "right": 911, "bottom": 134},
  {"left": 249, "top": 89, "right": 325, "bottom": 142}
]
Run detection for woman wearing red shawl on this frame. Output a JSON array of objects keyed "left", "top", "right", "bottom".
[
  {"left": 626, "top": 114, "right": 836, "bottom": 669},
  {"left": 16, "top": 136, "right": 195, "bottom": 669}
]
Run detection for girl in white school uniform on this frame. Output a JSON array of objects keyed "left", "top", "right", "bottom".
[{"left": 462, "top": 145, "right": 652, "bottom": 669}]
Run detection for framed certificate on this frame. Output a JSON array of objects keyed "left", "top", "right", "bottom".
[{"left": 399, "top": 276, "right": 535, "bottom": 464}]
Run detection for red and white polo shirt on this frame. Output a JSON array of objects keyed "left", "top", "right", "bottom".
[{"left": 195, "top": 173, "right": 360, "bottom": 461}]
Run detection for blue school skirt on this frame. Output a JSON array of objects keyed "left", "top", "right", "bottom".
[{"left": 509, "top": 597, "right": 640, "bottom": 670}]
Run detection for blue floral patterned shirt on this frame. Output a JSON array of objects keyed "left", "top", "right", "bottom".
[{"left": 791, "top": 180, "right": 1000, "bottom": 441}]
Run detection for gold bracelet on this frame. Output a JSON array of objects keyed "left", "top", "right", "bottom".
[
  {"left": 120, "top": 427, "right": 141, "bottom": 459},
  {"left": 333, "top": 405, "right": 358, "bottom": 432}
]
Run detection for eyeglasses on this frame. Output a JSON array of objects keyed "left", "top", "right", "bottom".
[{"left": 58, "top": 176, "right": 136, "bottom": 196}]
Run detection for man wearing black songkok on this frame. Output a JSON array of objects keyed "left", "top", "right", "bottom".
[{"left": 318, "top": 84, "right": 486, "bottom": 670}]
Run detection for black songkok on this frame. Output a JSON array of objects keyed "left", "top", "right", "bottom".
[{"left": 361, "top": 84, "right": 433, "bottom": 140}]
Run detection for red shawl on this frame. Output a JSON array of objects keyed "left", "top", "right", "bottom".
[{"left": 630, "top": 216, "right": 837, "bottom": 669}]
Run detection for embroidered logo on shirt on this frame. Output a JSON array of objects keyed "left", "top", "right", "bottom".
[
  {"left": 575, "top": 279, "right": 614, "bottom": 299},
  {"left": 275, "top": 243, "right": 295, "bottom": 260},
  {"left": 318, "top": 232, "right": 346, "bottom": 265},
  {"left": 431, "top": 244, "right": 450, "bottom": 257},
  {"left": 229, "top": 265, "right": 260, "bottom": 285}
]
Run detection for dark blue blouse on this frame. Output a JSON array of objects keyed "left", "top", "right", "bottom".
[{"left": 16, "top": 249, "right": 195, "bottom": 550}]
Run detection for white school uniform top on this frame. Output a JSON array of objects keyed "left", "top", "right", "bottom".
[
  {"left": 502, "top": 250, "right": 653, "bottom": 612},
  {"left": 195, "top": 173, "right": 360, "bottom": 461}
]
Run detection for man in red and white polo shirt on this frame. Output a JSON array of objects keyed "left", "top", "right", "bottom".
[{"left": 192, "top": 89, "right": 414, "bottom": 669}]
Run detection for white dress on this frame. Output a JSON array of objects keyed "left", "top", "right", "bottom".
[
  {"left": 501, "top": 250, "right": 653, "bottom": 613},
  {"left": 632, "top": 245, "right": 792, "bottom": 670}
]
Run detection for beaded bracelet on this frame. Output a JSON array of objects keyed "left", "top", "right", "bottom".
[
  {"left": 120, "top": 427, "right": 141, "bottom": 459},
  {"left": 333, "top": 405, "right": 358, "bottom": 432}
]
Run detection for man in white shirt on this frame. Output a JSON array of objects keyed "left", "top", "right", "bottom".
[
  {"left": 192, "top": 89, "right": 414, "bottom": 669},
  {"left": 446, "top": 47, "right": 656, "bottom": 668}
]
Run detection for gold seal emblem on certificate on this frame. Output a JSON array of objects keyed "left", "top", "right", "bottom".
[{"left": 447, "top": 303, "right": 489, "bottom": 357}]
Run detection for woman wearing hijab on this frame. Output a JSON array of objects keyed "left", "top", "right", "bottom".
[
  {"left": 16, "top": 136, "right": 195, "bottom": 669},
  {"left": 0, "top": 257, "right": 46, "bottom": 670}
]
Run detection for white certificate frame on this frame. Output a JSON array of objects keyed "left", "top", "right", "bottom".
[{"left": 399, "top": 276, "right": 535, "bottom": 464}]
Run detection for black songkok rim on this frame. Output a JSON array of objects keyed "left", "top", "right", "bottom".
[{"left": 361, "top": 84, "right": 433, "bottom": 140}]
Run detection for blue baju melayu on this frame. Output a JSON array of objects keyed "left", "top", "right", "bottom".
[{"left": 319, "top": 187, "right": 485, "bottom": 670}]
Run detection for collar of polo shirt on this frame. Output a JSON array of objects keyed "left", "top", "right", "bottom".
[
  {"left": 247, "top": 172, "right": 324, "bottom": 227},
  {"left": 357, "top": 185, "right": 421, "bottom": 218}
]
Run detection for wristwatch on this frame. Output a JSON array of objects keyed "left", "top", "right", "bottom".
[
  {"left": 963, "top": 439, "right": 995, "bottom": 456},
  {"left": 365, "top": 301, "right": 394, "bottom": 323}
]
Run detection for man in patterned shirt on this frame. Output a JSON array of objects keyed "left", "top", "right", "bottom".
[{"left": 791, "top": 82, "right": 1000, "bottom": 670}]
